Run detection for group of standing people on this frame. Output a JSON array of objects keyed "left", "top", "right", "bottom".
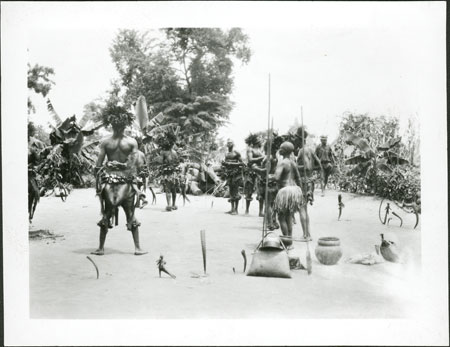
[
  {"left": 220, "top": 129, "right": 336, "bottom": 246},
  {"left": 90, "top": 107, "right": 336, "bottom": 255}
]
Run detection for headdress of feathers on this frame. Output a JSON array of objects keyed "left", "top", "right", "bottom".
[
  {"left": 264, "top": 131, "right": 283, "bottom": 154},
  {"left": 156, "top": 130, "right": 177, "bottom": 150},
  {"left": 282, "top": 126, "right": 308, "bottom": 152},
  {"left": 245, "top": 133, "right": 262, "bottom": 147},
  {"left": 101, "top": 103, "right": 134, "bottom": 129},
  {"left": 295, "top": 126, "right": 308, "bottom": 140}
]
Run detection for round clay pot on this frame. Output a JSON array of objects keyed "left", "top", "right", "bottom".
[{"left": 315, "top": 237, "right": 342, "bottom": 265}]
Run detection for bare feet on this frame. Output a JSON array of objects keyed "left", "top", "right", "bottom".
[
  {"left": 134, "top": 249, "right": 148, "bottom": 256},
  {"left": 171, "top": 205, "right": 178, "bottom": 210},
  {"left": 91, "top": 249, "right": 104, "bottom": 256}
]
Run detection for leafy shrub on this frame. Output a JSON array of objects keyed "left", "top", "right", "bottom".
[{"left": 373, "top": 165, "right": 420, "bottom": 202}]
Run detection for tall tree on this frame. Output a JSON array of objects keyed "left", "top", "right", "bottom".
[
  {"left": 27, "top": 63, "right": 55, "bottom": 114},
  {"left": 105, "top": 28, "right": 251, "bottom": 162}
]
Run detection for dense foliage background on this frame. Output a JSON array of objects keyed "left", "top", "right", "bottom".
[
  {"left": 332, "top": 112, "right": 420, "bottom": 203},
  {"left": 27, "top": 29, "right": 420, "bottom": 205}
]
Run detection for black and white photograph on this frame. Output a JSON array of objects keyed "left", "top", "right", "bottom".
[{"left": 2, "top": 2, "right": 448, "bottom": 346}]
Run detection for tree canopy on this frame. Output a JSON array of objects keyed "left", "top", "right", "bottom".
[
  {"left": 28, "top": 63, "right": 55, "bottom": 114},
  {"left": 100, "top": 28, "right": 251, "bottom": 162}
]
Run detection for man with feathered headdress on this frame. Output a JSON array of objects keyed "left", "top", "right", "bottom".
[
  {"left": 243, "top": 133, "right": 265, "bottom": 215},
  {"left": 93, "top": 103, "right": 147, "bottom": 255},
  {"left": 154, "top": 130, "right": 183, "bottom": 211}
]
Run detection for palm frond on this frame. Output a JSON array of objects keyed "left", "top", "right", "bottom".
[
  {"left": 343, "top": 131, "right": 375, "bottom": 157},
  {"left": 147, "top": 122, "right": 178, "bottom": 136},
  {"left": 46, "top": 98, "right": 63, "bottom": 126},
  {"left": 78, "top": 112, "right": 92, "bottom": 129},
  {"left": 377, "top": 137, "right": 401, "bottom": 151},
  {"left": 148, "top": 112, "right": 166, "bottom": 128},
  {"left": 345, "top": 155, "right": 367, "bottom": 165},
  {"left": 81, "top": 120, "right": 104, "bottom": 136}
]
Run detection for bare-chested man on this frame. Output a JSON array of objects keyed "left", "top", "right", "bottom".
[
  {"left": 272, "top": 142, "right": 311, "bottom": 247},
  {"left": 93, "top": 110, "right": 147, "bottom": 256},
  {"left": 244, "top": 134, "right": 265, "bottom": 215},
  {"left": 135, "top": 150, "right": 150, "bottom": 208},
  {"left": 296, "top": 128, "right": 323, "bottom": 204},
  {"left": 158, "top": 133, "right": 181, "bottom": 211},
  {"left": 221, "top": 139, "right": 244, "bottom": 215},
  {"left": 315, "top": 135, "right": 336, "bottom": 196},
  {"left": 28, "top": 124, "right": 45, "bottom": 223},
  {"left": 252, "top": 137, "right": 280, "bottom": 230}
]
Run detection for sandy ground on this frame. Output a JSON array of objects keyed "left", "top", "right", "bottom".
[{"left": 29, "top": 188, "right": 422, "bottom": 319}]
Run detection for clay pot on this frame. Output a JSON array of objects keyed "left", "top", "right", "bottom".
[{"left": 315, "top": 237, "right": 342, "bottom": 265}]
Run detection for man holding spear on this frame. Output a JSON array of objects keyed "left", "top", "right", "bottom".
[{"left": 253, "top": 133, "right": 282, "bottom": 230}]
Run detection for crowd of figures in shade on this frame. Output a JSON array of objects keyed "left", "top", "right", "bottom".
[{"left": 219, "top": 128, "right": 336, "bottom": 248}]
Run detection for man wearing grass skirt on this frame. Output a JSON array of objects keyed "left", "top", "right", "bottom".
[
  {"left": 315, "top": 135, "right": 336, "bottom": 196},
  {"left": 296, "top": 126, "right": 323, "bottom": 204},
  {"left": 244, "top": 133, "right": 265, "bottom": 215},
  {"left": 156, "top": 131, "right": 182, "bottom": 212},
  {"left": 272, "top": 141, "right": 311, "bottom": 247},
  {"left": 252, "top": 134, "right": 282, "bottom": 230},
  {"left": 221, "top": 139, "right": 244, "bottom": 215}
]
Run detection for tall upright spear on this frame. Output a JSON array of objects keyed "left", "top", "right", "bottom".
[
  {"left": 262, "top": 74, "right": 272, "bottom": 239},
  {"left": 301, "top": 106, "right": 312, "bottom": 275}
]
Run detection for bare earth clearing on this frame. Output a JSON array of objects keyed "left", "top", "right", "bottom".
[{"left": 30, "top": 188, "right": 421, "bottom": 319}]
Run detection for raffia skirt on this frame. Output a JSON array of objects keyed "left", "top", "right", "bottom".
[{"left": 273, "top": 185, "right": 305, "bottom": 214}]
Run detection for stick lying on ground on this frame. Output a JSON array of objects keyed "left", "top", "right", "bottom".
[
  {"left": 86, "top": 256, "right": 99, "bottom": 279},
  {"left": 241, "top": 249, "right": 247, "bottom": 273},
  {"left": 156, "top": 255, "right": 176, "bottom": 279},
  {"left": 306, "top": 241, "right": 312, "bottom": 275}
]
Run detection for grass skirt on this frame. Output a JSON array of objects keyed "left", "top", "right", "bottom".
[{"left": 273, "top": 185, "right": 305, "bottom": 214}]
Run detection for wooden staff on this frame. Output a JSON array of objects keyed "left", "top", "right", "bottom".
[
  {"left": 200, "top": 229, "right": 207, "bottom": 275},
  {"left": 301, "top": 107, "right": 312, "bottom": 275},
  {"left": 262, "top": 74, "right": 272, "bottom": 239}
]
